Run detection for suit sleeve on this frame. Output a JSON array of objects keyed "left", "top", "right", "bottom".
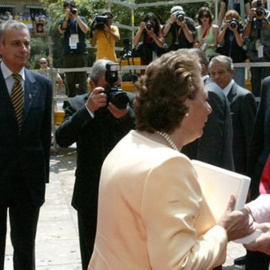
[
  {"left": 41, "top": 78, "right": 53, "bottom": 183},
  {"left": 197, "top": 89, "right": 234, "bottom": 170},
  {"left": 55, "top": 99, "right": 93, "bottom": 147},
  {"left": 240, "top": 91, "right": 257, "bottom": 172},
  {"left": 141, "top": 157, "right": 227, "bottom": 270}
]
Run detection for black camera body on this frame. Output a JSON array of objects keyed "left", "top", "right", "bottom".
[
  {"left": 93, "top": 14, "right": 109, "bottom": 30},
  {"left": 145, "top": 21, "right": 153, "bottom": 30},
  {"left": 229, "top": 18, "right": 239, "bottom": 28},
  {"left": 70, "top": 7, "right": 77, "bottom": 14},
  {"left": 104, "top": 63, "right": 129, "bottom": 110},
  {"left": 256, "top": 0, "right": 265, "bottom": 17},
  {"left": 176, "top": 11, "right": 185, "bottom": 22}
]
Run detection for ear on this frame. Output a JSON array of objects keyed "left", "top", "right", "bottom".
[
  {"left": 89, "top": 80, "right": 95, "bottom": 91},
  {"left": 0, "top": 42, "right": 3, "bottom": 56}
]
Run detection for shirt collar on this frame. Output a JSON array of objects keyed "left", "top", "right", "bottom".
[
  {"left": 222, "top": 79, "right": 234, "bottom": 96},
  {"left": 1, "top": 61, "right": 25, "bottom": 81}
]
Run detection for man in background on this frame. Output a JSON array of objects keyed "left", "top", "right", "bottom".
[
  {"left": 182, "top": 48, "right": 234, "bottom": 171},
  {"left": 162, "top": 6, "right": 196, "bottom": 51},
  {"left": 39, "top": 57, "right": 63, "bottom": 95},
  {"left": 209, "top": 55, "right": 257, "bottom": 175},
  {"left": 55, "top": 59, "right": 135, "bottom": 270},
  {"left": 90, "top": 11, "right": 120, "bottom": 62},
  {"left": 58, "top": 0, "right": 88, "bottom": 97}
]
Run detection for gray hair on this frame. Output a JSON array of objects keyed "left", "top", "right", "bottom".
[
  {"left": 171, "top": 6, "right": 183, "bottom": 14},
  {"left": 90, "top": 59, "right": 114, "bottom": 83},
  {"left": 0, "top": 20, "right": 29, "bottom": 44},
  {"left": 209, "top": 55, "right": 234, "bottom": 72}
]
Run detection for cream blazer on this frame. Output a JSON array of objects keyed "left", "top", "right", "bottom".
[{"left": 89, "top": 130, "right": 227, "bottom": 270}]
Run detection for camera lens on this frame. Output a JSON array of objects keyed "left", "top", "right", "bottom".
[
  {"left": 71, "top": 8, "right": 77, "bottom": 14},
  {"left": 145, "top": 22, "right": 152, "bottom": 30},
  {"left": 177, "top": 11, "right": 185, "bottom": 22},
  {"left": 229, "top": 19, "right": 238, "bottom": 28}
]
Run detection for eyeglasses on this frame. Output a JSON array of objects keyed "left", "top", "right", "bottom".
[
  {"left": 40, "top": 62, "right": 47, "bottom": 64},
  {"left": 200, "top": 14, "right": 210, "bottom": 18}
]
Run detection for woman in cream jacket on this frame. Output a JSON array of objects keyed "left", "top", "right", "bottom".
[{"left": 89, "top": 50, "right": 253, "bottom": 270}]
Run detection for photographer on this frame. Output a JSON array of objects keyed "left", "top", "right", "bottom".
[
  {"left": 162, "top": 6, "right": 196, "bottom": 51},
  {"left": 217, "top": 10, "right": 247, "bottom": 87},
  {"left": 55, "top": 59, "right": 135, "bottom": 270},
  {"left": 90, "top": 11, "right": 120, "bottom": 62},
  {"left": 193, "top": 7, "right": 219, "bottom": 56},
  {"left": 58, "top": 0, "right": 89, "bottom": 97},
  {"left": 133, "top": 12, "right": 165, "bottom": 67},
  {"left": 243, "top": 0, "right": 270, "bottom": 97}
]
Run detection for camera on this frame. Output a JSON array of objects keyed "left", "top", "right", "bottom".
[
  {"left": 256, "top": 0, "right": 265, "bottom": 17},
  {"left": 122, "top": 38, "right": 133, "bottom": 59},
  {"left": 70, "top": 7, "right": 77, "bottom": 14},
  {"left": 176, "top": 11, "right": 185, "bottom": 22},
  {"left": 145, "top": 21, "right": 153, "bottom": 30},
  {"left": 104, "top": 63, "right": 129, "bottom": 109},
  {"left": 229, "top": 18, "right": 239, "bottom": 28},
  {"left": 93, "top": 14, "right": 109, "bottom": 30}
]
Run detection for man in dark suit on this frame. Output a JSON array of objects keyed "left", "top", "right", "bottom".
[
  {"left": 182, "top": 48, "right": 234, "bottom": 170},
  {"left": 0, "top": 20, "right": 52, "bottom": 270},
  {"left": 244, "top": 76, "right": 270, "bottom": 270},
  {"left": 209, "top": 55, "right": 257, "bottom": 175},
  {"left": 248, "top": 76, "right": 270, "bottom": 199},
  {"left": 55, "top": 59, "right": 135, "bottom": 270}
]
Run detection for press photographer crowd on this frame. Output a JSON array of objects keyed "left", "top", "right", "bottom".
[{"left": 2, "top": 0, "right": 270, "bottom": 269}]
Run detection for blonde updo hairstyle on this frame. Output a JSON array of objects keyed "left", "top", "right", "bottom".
[{"left": 134, "top": 49, "right": 201, "bottom": 133}]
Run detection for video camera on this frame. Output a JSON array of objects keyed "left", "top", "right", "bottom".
[
  {"left": 70, "top": 7, "right": 77, "bottom": 14},
  {"left": 256, "top": 0, "right": 265, "bottom": 17},
  {"left": 93, "top": 14, "right": 109, "bottom": 30},
  {"left": 229, "top": 18, "right": 239, "bottom": 28},
  {"left": 104, "top": 63, "right": 129, "bottom": 110},
  {"left": 176, "top": 10, "right": 185, "bottom": 22}
]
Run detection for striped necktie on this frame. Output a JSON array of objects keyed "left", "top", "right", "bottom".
[{"left": 11, "top": 73, "right": 24, "bottom": 132}]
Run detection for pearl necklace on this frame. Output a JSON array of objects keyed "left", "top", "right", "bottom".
[{"left": 155, "top": 131, "right": 179, "bottom": 151}]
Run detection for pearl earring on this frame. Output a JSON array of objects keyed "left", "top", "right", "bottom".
[{"left": 185, "top": 113, "right": 189, "bottom": 117}]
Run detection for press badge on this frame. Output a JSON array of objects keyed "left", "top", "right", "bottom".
[
  {"left": 69, "top": 34, "right": 79, "bottom": 49},
  {"left": 256, "top": 39, "right": 264, "bottom": 58}
]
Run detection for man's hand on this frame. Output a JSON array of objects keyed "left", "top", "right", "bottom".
[
  {"left": 86, "top": 88, "right": 107, "bottom": 113},
  {"left": 244, "top": 223, "right": 270, "bottom": 255},
  {"left": 108, "top": 102, "right": 129, "bottom": 119}
]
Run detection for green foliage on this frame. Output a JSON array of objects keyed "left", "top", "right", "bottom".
[{"left": 28, "top": 36, "right": 48, "bottom": 69}]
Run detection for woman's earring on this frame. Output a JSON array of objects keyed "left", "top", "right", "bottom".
[{"left": 185, "top": 113, "right": 189, "bottom": 117}]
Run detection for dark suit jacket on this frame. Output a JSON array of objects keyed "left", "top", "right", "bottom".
[
  {"left": 227, "top": 82, "right": 257, "bottom": 175},
  {"left": 182, "top": 81, "right": 234, "bottom": 170},
  {"left": 248, "top": 76, "right": 270, "bottom": 199},
  {"left": 0, "top": 68, "right": 52, "bottom": 207},
  {"left": 55, "top": 92, "right": 135, "bottom": 214}
]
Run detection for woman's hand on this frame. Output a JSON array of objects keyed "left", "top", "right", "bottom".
[{"left": 217, "top": 195, "right": 255, "bottom": 241}]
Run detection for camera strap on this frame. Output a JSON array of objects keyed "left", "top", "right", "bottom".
[{"left": 202, "top": 24, "right": 211, "bottom": 38}]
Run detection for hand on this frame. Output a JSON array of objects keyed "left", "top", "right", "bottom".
[
  {"left": 145, "top": 27, "right": 154, "bottom": 36},
  {"left": 86, "top": 87, "right": 107, "bottom": 113},
  {"left": 244, "top": 223, "right": 270, "bottom": 255},
  {"left": 249, "top": 8, "right": 257, "bottom": 20},
  {"left": 217, "top": 195, "right": 255, "bottom": 241},
  {"left": 108, "top": 102, "right": 129, "bottom": 119},
  {"left": 170, "top": 13, "right": 178, "bottom": 23},
  {"left": 139, "top": 22, "right": 146, "bottom": 30}
]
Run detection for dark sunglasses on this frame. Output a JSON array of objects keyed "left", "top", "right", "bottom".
[
  {"left": 40, "top": 62, "right": 47, "bottom": 64},
  {"left": 200, "top": 14, "right": 210, "bottom": 18}
]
